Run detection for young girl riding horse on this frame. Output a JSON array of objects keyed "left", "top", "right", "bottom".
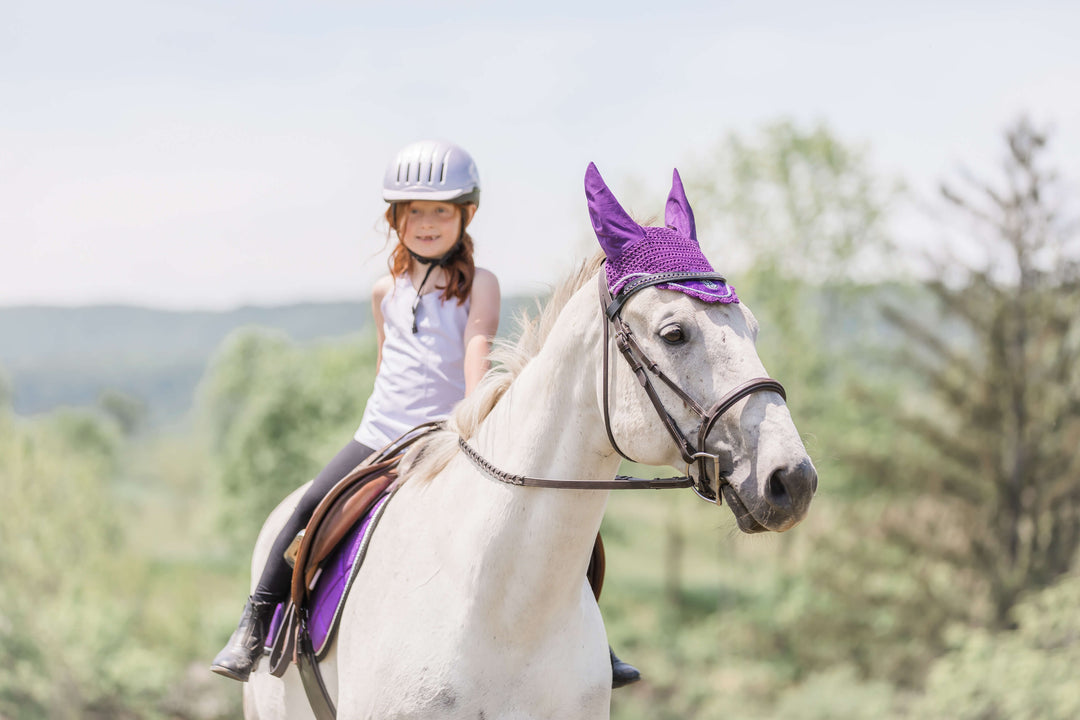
[{"left": 210, "top": 140, "right": 639, "bottom": 688}]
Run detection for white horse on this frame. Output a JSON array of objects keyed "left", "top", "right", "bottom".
[{"left": 243, "top": 165, "right": 816, "bottom": 719}]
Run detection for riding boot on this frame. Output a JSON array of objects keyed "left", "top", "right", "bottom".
[
  {"left": 210, "top": 597, "right": 277, "bottom": 682},
  {"left": 610, "top": 646, "right": 641, "bottom": 688}
]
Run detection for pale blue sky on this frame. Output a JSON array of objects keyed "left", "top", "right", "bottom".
[{"left": 2, "top": 1, "right": 1078, "bottom": 308}]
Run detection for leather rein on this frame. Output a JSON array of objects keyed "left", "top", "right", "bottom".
[{"left": 459, "top": 268, "right": 786, "bottom": 503}]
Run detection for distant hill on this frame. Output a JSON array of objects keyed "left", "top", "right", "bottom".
[
  {"left": 0, "top": 298, "right": 536, "bottom": 424},
  {"left": 0, "top": 284, "right": 923, "bottom": 427}
]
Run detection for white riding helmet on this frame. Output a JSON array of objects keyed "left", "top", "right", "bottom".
[{"left": 382, "top": 140, "right": 481, "bottom": 207}]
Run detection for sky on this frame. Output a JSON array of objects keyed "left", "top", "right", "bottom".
[{"left": 2, "top": 0, "right": 1078, "bottom": 309}]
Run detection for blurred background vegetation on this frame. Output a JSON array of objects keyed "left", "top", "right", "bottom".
[{"left": 2, "top": 117, "right": 1077, "bottom": 719}]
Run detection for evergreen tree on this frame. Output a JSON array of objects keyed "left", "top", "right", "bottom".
[
  {"left": 802, "top": 119, "right": 1080, "bottom": 687},
  {"left": 880, "top": 118, "right": 1080, "bottom": 625}
]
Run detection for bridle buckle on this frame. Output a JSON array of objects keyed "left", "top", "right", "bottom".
[{"left": 687, "top": 451, "right": 723, "bottom": 504}]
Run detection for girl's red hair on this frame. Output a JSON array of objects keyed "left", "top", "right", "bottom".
[{"left": 385, "top": 202, "right": 475, "bottom": 305}]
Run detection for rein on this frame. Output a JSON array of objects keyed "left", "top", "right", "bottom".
[
  {"left": 458, "top": 435, "right": 692, "bottom": 490},
  {"left": 460, "top": 268, "right": 786, "bottom": 503}
]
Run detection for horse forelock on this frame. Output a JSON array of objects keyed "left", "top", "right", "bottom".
[{"left": 399, "top": 252, "right": 606, "bottom": 484}]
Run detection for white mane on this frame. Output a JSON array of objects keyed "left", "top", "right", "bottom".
[{"left": 399, "top": 252, "right": 605, "bottom": 483}]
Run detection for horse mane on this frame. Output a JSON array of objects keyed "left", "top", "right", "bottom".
[{"left": 399, "top": 251, "right": 606, "bottom": 483}]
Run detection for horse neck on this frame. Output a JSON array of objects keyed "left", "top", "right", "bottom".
[
  {"left": 477, "top": 281, "right": 618, "bottom": 480},
  {"left": 467, "top": 282, "right": 621, "bottom": 602}
]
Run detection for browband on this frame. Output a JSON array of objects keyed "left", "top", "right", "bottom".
[{"left": 605, "top": 271, "right": 730, "bottom": 319}]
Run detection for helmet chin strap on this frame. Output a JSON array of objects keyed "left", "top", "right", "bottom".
[{"left": 408, "top": 236, "right": 464, "bottom": 334}]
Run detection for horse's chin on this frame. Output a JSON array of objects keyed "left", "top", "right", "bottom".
[{"left": 721, "top": 485, "right": 769, "bottom": 534}]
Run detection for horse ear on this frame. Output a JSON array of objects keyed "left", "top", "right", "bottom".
[
  {"left": 585, "top": 162, "right": 644, "bottom": 259},
  {"left": 665, "top": 168, "right": 697, "bottom": 242}
]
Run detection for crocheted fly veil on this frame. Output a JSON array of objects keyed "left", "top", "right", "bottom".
[{"left": 585, "top": 162, "right": 738, "bottom": 304}]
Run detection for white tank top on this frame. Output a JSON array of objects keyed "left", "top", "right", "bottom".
[{"left": 354, "top": 274, "right": 470, "bottom": 449}]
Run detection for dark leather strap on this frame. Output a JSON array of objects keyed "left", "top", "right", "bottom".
[
  {"left": 458, "top": 436, "right": 692, "bottom": 490},
  {"left": 600, "top": 286, "right": 634, "bottom": 463},
  {"left": 697, "top": 378, "right": 786, "bottom": 453},
  {"left": 599, "top": 271, "right": 700, "bottom": 466},
  {"left": 297, "top": 615, "right": 337, "bottom": 720},
  {"left": 268, "top": 604, "right": 297, "bottom": 678}
]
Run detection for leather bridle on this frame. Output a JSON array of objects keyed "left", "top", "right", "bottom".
[
  {"left": 598, "top": 270, "right": 786, "bottom": 501},
  {"left": 458, "top": 268, "right": 787, "bottom": 504}
]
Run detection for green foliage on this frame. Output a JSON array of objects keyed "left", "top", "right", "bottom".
[
  {"left": 603, "top": 486, "right": 897, "bottom": 720},
  {"left": 197, "top": 328, "right": 378, "bottom": 551},
  {"left": 690, "top": 118, "right": 901, "bottom": 282},
  {"left": 904, "top": 570, "right": 1080, "bottom": 719},
  {"left": 0, "top": 367, "right": 11, "bottom": 410},
  {"left": 829, "top": 119, "right": 1080, "bottom": 686},
  {"left": 771, "top": 666, "right": 897, "bottom": 720},
  {"left": 0, "top": 409, "right": 172, "bottom": 718},
  {"left": 687, "top": 119, "right": 904, "bottom": 498},
  {"left": 98, "top": 389, "right": 148, "bottom": 437}
]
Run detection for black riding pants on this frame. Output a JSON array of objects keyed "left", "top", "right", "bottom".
[{"left": 252, "top": 439, "right": 376, "bottom": 603}]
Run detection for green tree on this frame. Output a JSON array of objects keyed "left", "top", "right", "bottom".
[
  {"left": 804, "top": 119, "right": 1080, "bottom": 687},
  {"left": 197, "top": 328, "right": 377, "bottom": 550},
  {"left": 0, "top": 367, "right": 11, "bottom": 410},
  {"left": 0, "top": 409, "right": 175, "bottom": 718},
  {"left": 687, "top": 119, "right": 902, "bottom": 491},
  {"left": 904, "top": 568, "right": 1080, "bottom": 720},
  {"left": 692, "top": 118, "right": 899, "bottom": 282},
  {"left": 98, "top": 388, "right": 148, "bottom": 437},
  {"left": 880, "top": 119, "right": 1080, "bottom": 620}
]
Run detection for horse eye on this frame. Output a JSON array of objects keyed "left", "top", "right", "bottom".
[{"left": 659, "top": 323, "right": 685, "bottom": 345}]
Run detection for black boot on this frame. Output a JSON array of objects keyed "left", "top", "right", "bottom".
[
  {"left": 610, "top": 646, "right": 641, "bottom": 688},
  {"left": 210, "top": 597, "right": 277, "bottom": 682}
]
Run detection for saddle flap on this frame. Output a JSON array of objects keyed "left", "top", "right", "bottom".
[
  {"left": 302, "top": 473, "right": 395, "bottom": 591},
  {"left": 291, "top": 455, "right": 401, "bottom": 607}
]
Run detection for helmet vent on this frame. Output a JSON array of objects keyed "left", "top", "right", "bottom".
[{"left": 382, "top": 140, "right": 479, "bottom": 205}]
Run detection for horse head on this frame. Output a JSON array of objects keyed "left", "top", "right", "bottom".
[{"left": 586, "top": 162, "right": 817, "bottom": 533}]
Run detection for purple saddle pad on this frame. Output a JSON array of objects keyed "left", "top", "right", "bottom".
[{"left": 266, "top": 490, "right": 393, "bottom": 657}]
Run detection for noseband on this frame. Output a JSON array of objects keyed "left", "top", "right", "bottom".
[
  {"left": 458, "top": 269, "right": 786, "bottom": 503},
  {"left": 598, "top": 270, "right": 786, "bottom": 503}
]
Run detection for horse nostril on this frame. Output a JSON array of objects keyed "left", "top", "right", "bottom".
[{"left": 767, "top": 469, "right": 791, "bottom": 508}]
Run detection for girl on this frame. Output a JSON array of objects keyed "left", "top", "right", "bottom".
[
  {"left": 211, "top": 139, "right": 500, "bottom": 682},
  {"left": 211, "top": 140, "right": 640, "bottom": 689}
]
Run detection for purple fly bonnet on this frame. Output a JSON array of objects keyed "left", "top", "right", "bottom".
[{"left": 585, "top": 162, "right": 738, "bottom": 305}]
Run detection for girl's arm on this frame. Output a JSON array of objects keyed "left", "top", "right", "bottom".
[
  {"left": 463, "top": 267, "right": 500, "bottom": 395},
  {"left": 371, "top": 275, "right": 394, "bottom": 373}
]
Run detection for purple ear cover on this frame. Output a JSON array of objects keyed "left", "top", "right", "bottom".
[
  {"left": 585, "top": 162, "right": 645, "bottom": 261},
  {"left": 584, "top": 161, "right": 739, "bottom": 305},
  {"left": 664, "top": 169, "right": 697, "bottom": 242}
]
